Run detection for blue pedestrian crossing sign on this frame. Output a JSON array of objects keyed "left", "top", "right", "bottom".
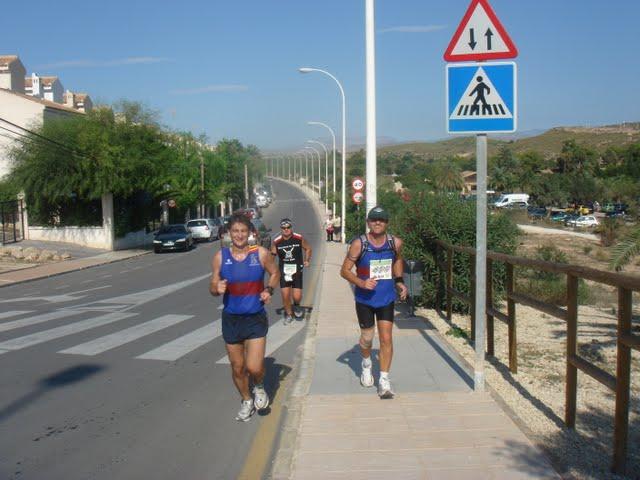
[{"left": 446, "top": 61, "right": 517, "bottom": 134}]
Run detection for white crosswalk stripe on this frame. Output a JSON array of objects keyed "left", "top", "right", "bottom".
[
  {"left": 0, "top": 310, "right": 84, "bottom": 333},
  {"left": 137, "top": 319, "right": 222, "bottom": 361},
  {"left": 215, "top": 318, "right": 305, "bottom": 364},
  {"left": 59, "top": 314, "right": 193, "bottom": 356},
  {"left": 0, "top": 311, "right": 33, "bottom": 321},
  {"left": 0, "top": 312, "right": 136, "bottom": 353}
]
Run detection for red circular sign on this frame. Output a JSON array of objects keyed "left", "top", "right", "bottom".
[
  {"left": 352, "top": 192, "right": 364, "bottom": 204},
  {"left": 352, "top": 177, "right": 365, "bottom": 191}
]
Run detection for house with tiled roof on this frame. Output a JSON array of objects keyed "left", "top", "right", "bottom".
[
  {"left": 25, "top": 73, "right": 64, "bottom": 103},
  {"left": 63, "top": 90, "right": 93, "bottom": 113},
  {"left": 0, "top": 55, "right": 26, "bottom": 93}
]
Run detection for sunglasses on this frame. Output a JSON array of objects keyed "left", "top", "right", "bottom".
[{"left": 281, "top": 225, "right": 292, "bottom": 229}]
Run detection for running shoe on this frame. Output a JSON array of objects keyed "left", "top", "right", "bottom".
[
  {"left": 293, "top": 305, "right": 304, "bottom": 319},
  {"left": 378, "top": 376, "right": 395, "bottom": 399},
  {"left": 360, "top": 361, "right": 374, "bottom": 388},
  {"left": 235, "top": 399, "right": 255, "bottom": 422},
  {"left": 283, "top": 314, "right": 294, "bottom": 325},
  {"left": 253, "top": 385, "right": 270, "bottom": 411}
]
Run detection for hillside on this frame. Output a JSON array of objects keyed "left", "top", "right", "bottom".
[{"left": 379, "top": 123, "right": 640, "bottom": 159}]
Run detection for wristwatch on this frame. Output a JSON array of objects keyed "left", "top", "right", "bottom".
[{"left": 264, "top": 286, "right": 274, "bottom": 295}]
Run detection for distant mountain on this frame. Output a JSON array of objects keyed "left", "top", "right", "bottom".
[{"left": 378, "top": 123, "right": 640, "bottom": 159}]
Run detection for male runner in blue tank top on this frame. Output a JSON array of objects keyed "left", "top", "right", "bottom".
[
  {"left": 210, "top": 214, "right": 280, "bottom": 421},
  {"left": 340, "top": 206, "right": 408, "bottom": 398}
]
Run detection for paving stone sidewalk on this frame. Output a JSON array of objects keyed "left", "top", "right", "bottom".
[{"left": 273, "top": 242, "right": 560, "bottom": 479}]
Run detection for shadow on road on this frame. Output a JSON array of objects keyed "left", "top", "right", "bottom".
[{"left": 0, "top": 364, "right": 104, "bottom": 423}]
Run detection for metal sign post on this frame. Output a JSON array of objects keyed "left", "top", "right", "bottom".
[{"left": 445, "top": 0, "right": 518, "bottom": 392}]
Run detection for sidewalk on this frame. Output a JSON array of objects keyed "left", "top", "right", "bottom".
[
  {"left": 272, "top": 242, "right": 560, "bottom": 479},
  {"left": 0, "top": 248, "right": 150, "bottom": 287}
]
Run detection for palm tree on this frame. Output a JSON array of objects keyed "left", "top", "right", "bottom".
[
  {"left": 610, "top": 227, "right": 640, "bottom": 271},
  {"left": 431, "top": 163, "right": 464, "bottom": 193}
]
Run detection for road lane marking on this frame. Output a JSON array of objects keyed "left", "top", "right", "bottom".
[
  {"left": 215, "top": 319, "right": 305, "bottom": 364},
  {"left": 137, "top": 319, "right": 222, "bottom": 361},
  {"left": 0, "top": 310, "right": 84, "bottom": 333},
  {"left": 59, "top": 314, "right": 192, "bottom": 356},
  {"left": 0, "top": 311, "right": 33, "bottom": 321},
  {"left": 0, "top": 312, "right": 136, "bottom": 352}
]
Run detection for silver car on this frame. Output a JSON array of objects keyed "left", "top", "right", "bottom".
[{"left": 186, "top": 218, "right": 218, "bottom": 242}]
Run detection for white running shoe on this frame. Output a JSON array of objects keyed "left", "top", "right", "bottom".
[
  {"left": 235, "top": 399, "right": 255, "bottom": 422},
  {"left": 283, "top": 314, "right": 294, "bottom": 325},
  {"left": 360, "top": 362, "right": 374, "bottom": 388},
  {"left": 253, "top": 385, "right": 270, "bottom": 411},
  {"left": 293, "top": 305, "right": 304, "bottom": 319},
  {"left": 378, "top": 376, "right": 395, "bottom": 399}
]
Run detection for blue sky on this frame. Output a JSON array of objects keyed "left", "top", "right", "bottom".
[{"left": 4, "top": 1, "right": 640, "bottom": 151}]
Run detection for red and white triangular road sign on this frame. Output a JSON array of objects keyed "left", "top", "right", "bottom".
[{"left": 444, "top": 0, "right": 518, "bottom": 62}]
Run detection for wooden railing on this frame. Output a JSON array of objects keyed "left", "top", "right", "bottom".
[{"left": 434, "top": 239, "right": 639, "bottom": 475}]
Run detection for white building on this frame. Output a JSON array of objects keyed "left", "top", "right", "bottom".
[
  {"left": 63, "top": 90, "right": 93, "bottom": 113},
  {"left": 0, "top": 88, "right": 81, "bottom": 179},
  {"left": 0, "top": 56, "right": 26, "bottom": 93},
  {"left": 25, "top": 73, "right": 64, "bottom": 103}
]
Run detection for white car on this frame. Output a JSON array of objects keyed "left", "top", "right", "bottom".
[
  {"left": 186, "top": 218, "right": 218, "bottom": 241},
  {"left": 567, "top": 215, "right": 599, "bottom": 228}
]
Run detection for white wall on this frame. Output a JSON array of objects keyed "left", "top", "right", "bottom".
[
  {"left": 114, "top": 229, "right": 156, "bottom": 250},
  {"left": 0, "top": 89, "right": 46, "bottom": 179},
  {"left": 27, "top": 226, "right": 111, "bottom": 249}
]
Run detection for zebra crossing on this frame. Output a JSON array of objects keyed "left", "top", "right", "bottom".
[{"left": 0, "top": 308, "right": 305, "bottom": 362}]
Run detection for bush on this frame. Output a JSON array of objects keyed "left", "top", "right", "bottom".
[
  {"left": 597, "top": 217, "right": 621, "bottom": 247},
  {"left": 394, "top": 193, "right": 520, "bottom": 312}
]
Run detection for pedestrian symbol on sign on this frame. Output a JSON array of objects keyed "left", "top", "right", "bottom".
[
  {"left": 450, "top": 67, "right": 511, "bottom": 120},
  {"left": 446, "top": 61, "right": 516, "bottom": 133}
]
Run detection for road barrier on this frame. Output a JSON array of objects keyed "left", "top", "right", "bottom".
[{"left": 434, "top": 239, "right": 639, "bottom": 475}]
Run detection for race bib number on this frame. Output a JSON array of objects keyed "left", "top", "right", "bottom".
[
  {"left": 369, "top": 259, "right": 392, "bottom": 280},
  {"left": 284, "top": 263, "right": 297, "bottom": 281}
]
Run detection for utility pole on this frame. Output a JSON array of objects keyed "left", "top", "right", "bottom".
[
  {"left": 244, "top": 163, "right": 249, "bottom": 208},
  {"left": 365, "top": 0, "right": 378, "bottom": 214},
  {"left": 200, "top": 153, "right": 205, "bottom": 218}
]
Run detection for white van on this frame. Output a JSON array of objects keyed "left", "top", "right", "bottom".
[{"left": 494, "top": 193, "right": 530, "bottom": 208}]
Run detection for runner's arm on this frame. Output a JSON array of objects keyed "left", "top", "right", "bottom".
[
  {"left": 270, "top": 241, "right": 277, "bottom": 257},
  {"left": 392, "top": 237, "right": 408, "bottom": 300},
  {"left": 301, "top": 237, "right": 312, "bottom": 266},
  {"left": 209, "top": 250, "right": 224, "bottom": 296},
  {"left": 259, "top": 246, "right": 280, "bottom": 291},
  {"left": 340, "top": 239, "right": 370, "bottom": 289}
]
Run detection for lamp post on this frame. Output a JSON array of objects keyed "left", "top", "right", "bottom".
[
  {"left": 308, "top": 121, "right": 336, "bottom": 219},
  {"left": 299, "top": 67, "right": 347, "bottom": 243},
  {"left": 365, "top": 0, "right": 378, "bottom": 214},
  {"left": 305, "top": 146, "right": 320, "bottom": 198},
  {"left": 307, "top": 140, "right": 329, "bottom": 215}
]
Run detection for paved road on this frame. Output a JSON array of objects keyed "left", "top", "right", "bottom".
[{"left": 0, "top": 180, "right": 321, "bottom": 480}]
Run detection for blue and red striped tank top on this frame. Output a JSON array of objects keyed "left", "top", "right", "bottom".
[
  {"left": 354, "top": 237, "right": 396, "bottom": 308},
  {"left": 220, "top": 246, "right": 265, "bottom": 315}
]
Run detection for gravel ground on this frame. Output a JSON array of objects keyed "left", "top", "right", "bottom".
[{"left": 420, "top": 303, "right": 639, "bottom": 480}]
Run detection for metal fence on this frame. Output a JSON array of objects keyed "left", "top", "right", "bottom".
[
  {"left": 434, "top": 239, "right": 639, "bottom": 475},
  {"left": 0, "top": 199, "right": 24, "bottom": 245}
]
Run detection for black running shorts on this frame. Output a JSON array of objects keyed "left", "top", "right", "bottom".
[
  {"left": 355, "top": 301, "right": 395, "bottom": 329},
  {"left": 222, "top": 310, "right": 268, "bottom": 344}
]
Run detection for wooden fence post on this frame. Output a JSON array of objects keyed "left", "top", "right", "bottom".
[
  {"left": 487, "top": 258, "right": 494, "bottom": 357},
  {"left": 507, "top": 263, "right": 517, "bottom": 373},
  {"left": 565, "top": 274, "right": 579, "bottom": 428},
  {"left": 612, "top": 287, "right": 632, "bottom": 474}
]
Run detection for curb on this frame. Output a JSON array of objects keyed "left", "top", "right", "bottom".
[
  {"left": 0, "top": 250, "right": 151, "bottom": 289},
  {"left": 266, "top": 178, "right": 327, "bottom": 480}
]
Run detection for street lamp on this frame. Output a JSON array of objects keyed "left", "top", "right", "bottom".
[
  {"left": 299, "top": 67, "right": 347, "bottom": 243},
  {"left": 305, "top": 146, "right": 320, "bottom": 198},
  {"left": 307, "top": 140, "right": 329, "bottom": 215},
  {"left": 308, "top": 121, "right": 336, "bottom": 219}
]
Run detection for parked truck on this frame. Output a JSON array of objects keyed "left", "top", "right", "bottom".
[{"left": 494, "top": 193, "right": 530, "bottom": 208}]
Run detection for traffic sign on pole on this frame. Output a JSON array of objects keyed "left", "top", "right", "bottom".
[
  {"left": 352, "top": 192, "right": 364, "bottom": 204},
  {"left": 352, "top": 177, "right": 365, "bottom": 191},
  {"left": 446, "top": 61, "right": 516, "bottom": 134},
  {"left": 444, "top": 0, "right": 517, "bottom": 62}
]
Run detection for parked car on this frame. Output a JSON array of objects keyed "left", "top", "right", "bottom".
[
  {"left": 551, "top": 211, "right": 571, "bottom": 222},
  {"left": 255, "top": 194, "right": 269, "bottom": 208},
  {"left": 494, "top": 193, "right": 530, "bottom": 208},
  {"left": 153, "top": 224, "right": 194, "bottom": 253},
  {"left": 566, "top": 215, "right": 599, "bottom": 228},
  {"left": 563, "top": 214, "right": 580, "bottom": 226},
  {"left": 527, "top": 206, "right": 547, "bottom": 219},
  {"left": 505, "top": 201, "right": 528, "bottom": 210},
  {"left": 186, "top": 218, "right": 218, "bottom": 242}
]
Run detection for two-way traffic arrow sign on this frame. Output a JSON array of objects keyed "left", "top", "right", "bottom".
[{"left": 444, "top": 0, "right": 517, "bottom": 62}]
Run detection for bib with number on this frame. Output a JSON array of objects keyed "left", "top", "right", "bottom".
[
  {"left": 369, "top": 258, "right": 392, "bottom": 280},
  {"left": 284, "top": 263, "right": 297, "bottom": 281}
]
